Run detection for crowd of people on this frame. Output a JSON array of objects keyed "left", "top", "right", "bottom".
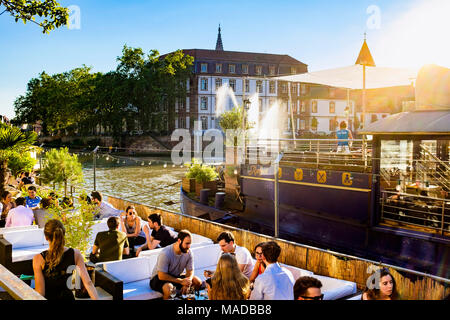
[{"left": 1, "top": 172, "right": 400, "bottom": 301}]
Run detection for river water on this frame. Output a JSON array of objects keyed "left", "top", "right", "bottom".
[{"left": 78, "top": 155, "right": 185, "bottom": 212}]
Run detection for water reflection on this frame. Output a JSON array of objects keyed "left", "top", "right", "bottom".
[{"left": 79, "top": 156, "right": 185, "bottom": 211}]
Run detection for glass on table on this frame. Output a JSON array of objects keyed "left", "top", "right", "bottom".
[
  {"left": 186, "top": 286, "right": 195, "bottom": 300},
  {"left": 169, "top": 286, "right": 177, "bottom": 300}
]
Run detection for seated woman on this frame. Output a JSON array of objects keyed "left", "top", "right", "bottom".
[
  {"left": 249, "top": 242, "right": 267, "bottom": 283},
  {"left": 0, "top": 191, "right": 16, "bottom": 228},
  {"left": 120, "top": 205, "right": 146, "bottom": 256},
  {"left": 34, "top": 198, "right": 52, "bottom": 228},
  {"left": 32, "top": 219, "right": 98, "bottom": 300},
  {"left": 362, "top": 268, "right": 398, "bottom": 300},
  {"left": 207, "top": 253, "right": 251, "bottom": 300}
]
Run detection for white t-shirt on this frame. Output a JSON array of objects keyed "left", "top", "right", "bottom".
[{"left": 217, "top": 245, "right": 254, "bottom": 279}]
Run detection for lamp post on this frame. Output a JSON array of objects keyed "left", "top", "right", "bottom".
[{"left": 242, "top": 98, "right": 251, "bottom": 163}]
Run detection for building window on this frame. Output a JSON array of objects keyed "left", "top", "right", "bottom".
[
  {"left": 244, "top": 79, "right": 250, "bottom": 93},
  {"left": 200, "top": 63, "right": 208, "bottom": 73},
  {"left": 301, "top": 101, "right": 306, "bottom": 113},
  {"left": 256, "top": 65, "right": 262, "bottom": 75},
  {"left": 281, "top": 83, "right": 287, "bottom": 94},
  {"left": 200, "top": 97, "right": 208, "bottom": 110},
  {"left": 242, "top": 64, "right": 248, "bottom": 74},
  {"left": 291, "top": 84, "right": 297, "bottom": 95},
  {"left": 229, "top": 64, "right": 236, "bottom": 74},
  {"left": 269, "top": 66, "right": 276, "bottom": 75},
  {"left": 269, "top": 98, "right": 276, "bottom": 108},
  {"left": 290, "top": 67, "right": 296, "bottom": 74},
  {"left": 269, "top": 81, "right": 276, "bottom": 94},
  {"left": 229, "top": 79, "right": 236, "bottom": 92},
  {"left": 256, "top": 80, "right": 263, "bottom": 93},
  {"left": 259, "top": 99, "right": 263, "bottom": 113},
  {"left": 300, "top": 119, "right": 306, "bottom": 130},
  {"left": 200, "top": 78, "right": 208, "bottom": 91},
  {"left": 311, "top": 100, "right": 318, "bottom": 113},
  {"left": 215, "top": 78, "right": 222, "bottom": 90},
  {"left": 179, "top": 117, "right": 186, "bottom": 129},
  {"left": 329, "top": 118, "right": 337, "bottom": 131},
  {"left": 215, "top": 64, "right": 222, "bottom": 73},
  {"left": 201, "top": 116, "right": 208, "bottom": 130},
  {"left": 329, "top": 101, "right": 335, "bottom": 114},
  {"left": 300, "top": 84, "right": 308, "bottom": 95}
]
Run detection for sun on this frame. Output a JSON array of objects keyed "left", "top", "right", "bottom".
[{"left": 373, "top": 0, "right": 450, "bottom": 70}]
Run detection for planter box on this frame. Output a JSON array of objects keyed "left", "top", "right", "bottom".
[
  {"left": 195, "top": 181, "right": 217, "bottom": 197},
  {"left": 182, "top": 178, "right": 196, "bottom": 193}
]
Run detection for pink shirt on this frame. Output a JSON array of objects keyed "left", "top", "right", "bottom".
[{"left": 5, "top": 205, "right": 35, "bottom": 227}]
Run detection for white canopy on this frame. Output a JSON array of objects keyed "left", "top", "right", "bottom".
[{"left": 275, "top": 65, "right": 417, "bottom": 90}]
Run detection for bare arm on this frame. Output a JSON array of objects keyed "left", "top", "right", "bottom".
[
  {"left": 92, "top": 245, "right": 98, "bottom": 255},
  {"left": 32, "top": 254, "right": 45, "bottom": 297},
  {"left": 74, "top": 249, "right": 98, "bottom": 300},
  {"left": 131, "top": 218, "right": 141, "bottom": 238},
  {"left": 158, "top": 271, "right": 191, "bottom": 287},
  {"left": 249, "top": 260, "right": 261, "bottom": 282}
]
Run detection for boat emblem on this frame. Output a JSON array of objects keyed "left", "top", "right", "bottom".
[
  {"left": 317, "top": 170, "right": 327, "bottom": 183},
  {"left": 342, "top": 172, "right": 353, "bottom": 186},
  {"left": 294, "top": 168, "right": 303, "bottom": 181}
]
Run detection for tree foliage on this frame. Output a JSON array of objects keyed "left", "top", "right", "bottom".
[
  {"left": 14, "top": 46, "right": 194, "bottom": 138},
  {"left": 41, "top": 147, "right": 83, "bottom": 195},
  {"left": 0, "top": 125, "right": 37, "bottom": 194},
  {"left": 0, "top": 0, "right": 69, "bottom": 33},
  {"left": 7, "top": 150, "right": 37, "bottom": 176},
  {"left": 185, "top": 158, "right": 218, "bottom": 183}
]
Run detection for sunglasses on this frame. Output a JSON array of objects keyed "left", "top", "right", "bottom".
[
  {"left": 300, "top": 294, "right": 324, "bottom": 300},
  {"left": 255, "top": 252, "right": 263, "bottom": 256}
]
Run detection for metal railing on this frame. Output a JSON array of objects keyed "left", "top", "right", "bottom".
[
  {"left": 419, "top": 144, "right": 450, "bottom": 191},
  {"left": 245, "top": 138, "right": 372, "bottom": 170},
  {"left": 381, "top": 190, "right": 450, "bottom": 235}
]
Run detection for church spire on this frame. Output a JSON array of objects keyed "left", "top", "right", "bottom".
[{"left": 215, "top": 24, "right": 224, "bottom": 51}]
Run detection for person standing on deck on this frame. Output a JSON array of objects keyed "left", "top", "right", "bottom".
[{"left": 335, "top": 121, "right": 353, "bottom": 153}]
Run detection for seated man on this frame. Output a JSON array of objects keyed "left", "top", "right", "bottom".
[
  {"left": 91, "top": 216, "right": 129, "bottom": 262},
  {"left": 91, "top": 191, "right": 124, "bottom": 220},
  {"left": 204, "top": 231, "right": 254, "bottom": 279},
  {"left": 136, "top": 212, "right": 177, "bottom": 256},
  {"left": 293, "top": 276, "right": 324, "bottom": 300},
  {"left": 25, "top": 186, "right": 41, "bottom": 210},
  {"left": 5, "top": 197, "right": 34, "bottom": 227},
  {"left": 250, "top": 241, "right": 295, "bottom": 300},
  {"left": 149, "top": 230, "right": 202, "bottom": 300}
]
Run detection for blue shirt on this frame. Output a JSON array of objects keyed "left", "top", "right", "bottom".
[
  {"left": 25, "top": 196, "right": 41, "bottom": 209},
  {"left": 336, "top": 129, "right": 350, "bottom": 146}
]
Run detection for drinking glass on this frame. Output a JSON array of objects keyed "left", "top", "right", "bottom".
[
  {"left": 170, "top": 286, "right": 177, "bottom": 300},
  {"left": 187, "top": 286, "right": 195, "bottom": 300}
]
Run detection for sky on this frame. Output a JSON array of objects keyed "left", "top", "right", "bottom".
[{"left": 0, "top": 0, "right": 449, "bottom": 119}]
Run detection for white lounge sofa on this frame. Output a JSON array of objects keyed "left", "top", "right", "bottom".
[
  {"left": 2, "top": 228, "right": 49, "bottom": 262},
  {"left": 0, "top": 225, "right": 38, "bottom": 234},
  {"left": 313, "top": 275, "right": 357, "bottom": 300}
]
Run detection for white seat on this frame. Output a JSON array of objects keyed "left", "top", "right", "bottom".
[
  {"left": 0, "top": 225, "right": 38, "bottom": 234},
  {"left": 3, "top": 228, "right": 47, "bottom": 249},
  {"left": 190, "top": 244, "right": 222, "bottom": 269},
  {"left": 12, "top": 245, "right": 49, "bottom": 262},
  {"left": 346, "top": 293, "right": 362, "bottom": 300},
  {"left": 314, "top": 275, "right": 357, "bottom": 300},
  {"left": 123, "top": 280, "right": 162, "bottom": 300}
]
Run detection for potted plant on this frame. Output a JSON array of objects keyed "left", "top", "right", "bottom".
[{"left": 185, "top": 159, "right": 218, "bottom": 197}]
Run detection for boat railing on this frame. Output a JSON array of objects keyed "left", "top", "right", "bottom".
[
  {"left": 380, "top": 190, "right": 450, "bottom": 235},
  {"left": 419, "top": 144, "right": 450, "bottom": 191},
  {"left": 245, "top": 138, "right": 372, "bottom": 171}
]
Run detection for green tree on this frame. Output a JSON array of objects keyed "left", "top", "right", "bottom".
[
  {"left": 7, "top": 150, "right": 37, "bottom": 176},
  {"left": 41, "top": 147, "right": 83, "bottom": 196},
  {"left": 0, "top": 0, "right": 69, "bottom": 33},
  {"left": 47, "top": 193, "right": 98, "bottom": 259},
  {"left": 0, "top": 125, "right": 37, "bottom": 194}
]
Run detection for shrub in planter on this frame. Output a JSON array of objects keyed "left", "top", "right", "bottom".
[{"left": 185, "top": 159, "right": 218, "bottom": 197}]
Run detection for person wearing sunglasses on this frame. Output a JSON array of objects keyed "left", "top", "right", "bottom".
[
  {"left": 249, "top": 242, "right": 267, "bottom": 283},
  {"left": 293, "top": 276, "right": 324, "bottom": 300},
  {"left": 120, "top": 205, "right": 146, "bottom": 257}
]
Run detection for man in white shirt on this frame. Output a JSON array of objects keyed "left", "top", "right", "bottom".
[
  {"left": 91, "top": 191, "right": 124, "bottom": 220},
  {"left": 5, "top": 197, "right": 34, "bottom": 227},
  {"left": 204, "top": 231, "right": 254, "bottom": 279},
  {"left": 250, "top": 241, "right": 295, "bottom": 300}
]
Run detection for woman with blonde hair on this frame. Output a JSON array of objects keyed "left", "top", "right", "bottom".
[
  {"left": 207, "top": 253, "right": 250, "bottom": 300},
  {"left": 33, "top": 219, "right": 98, "bottom": 300}
]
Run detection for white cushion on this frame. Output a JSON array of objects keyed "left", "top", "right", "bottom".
[
  {"left": 314, "top": 275, "right": 357, "bottom": 300},
  {"left": 103, "top": 257, "right": 152, "bottom": 284},
  {"left": 347, "top": 294, "right": 362, "bottom": 300},
  {"left": 191, "top": 244, "right": 222, "bottom": 269},
  {"left": 0, "top": 225, "right": 38, "bottom": 234},
  {"left": 123, "top": 279, "right": 162, "bottom": 300},
  {"left": 12, "top": 245, "right": 49, "bottom": 262},
  {"left": 280, "top": 264, "right": 314, "bottom": 279},
  {"left": 3, "top": 229, "right": 47, "bottom": 248},
  {"left": 191, "top": 233, "right": 213, "bottom": 245}
]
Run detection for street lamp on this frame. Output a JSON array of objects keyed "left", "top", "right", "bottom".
[{"left": 242, "top": 98, "right": 251, "bottom": 162}]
